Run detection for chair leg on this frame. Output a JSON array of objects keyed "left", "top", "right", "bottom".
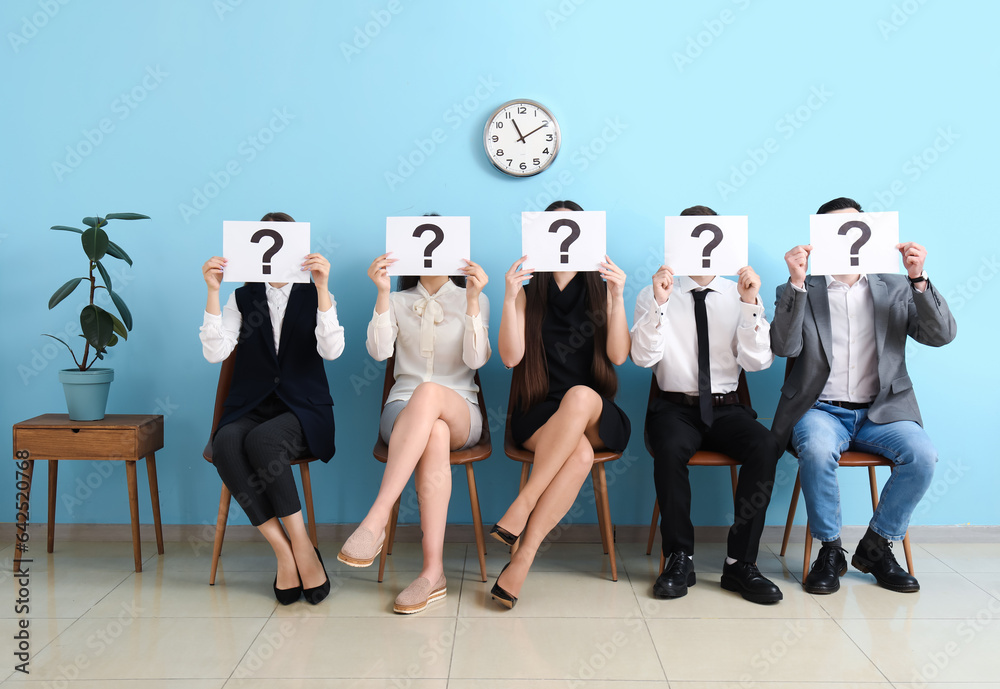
[
  {"left": 902, "top": 531, "right": 915, "bottom": 575},
  {"left": 780, "top": 470, "right": 801, "bottom": 557},
  {"left": 728, "top": 465, "right": 738, "bottom": 501},
  {"left": 466, "top": 464, "right": 488, "bottom": 583},
  {"left": 298, "top": 463, "right": 318, "bottom": 548},
  {"left": 802, "top": 519, "right": 813, "bottom": 582},
  {"left": 210, "top": 485, "right": 232, "bottom": 586},
  {"left": 378, "top": 496, "right": 401, "bottom": 584},
  {"left": 594, "top": 464, "right": 617, "bottom": 582},
  {"left": 592, "top": 466, "right": 609, "bottom": 555},
  {"left": 646, "top": 500, "right": 660, "bottom": 556},
  {"left": 511, "top": 464, "right": 531, "bottom": 557},
  {"left": 868, "top": 466, "right": 880, "bottom": 510}
]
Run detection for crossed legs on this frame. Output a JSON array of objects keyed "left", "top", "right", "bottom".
[
  {"left": 354, "top": 382, "right": 470, "bottom": 581},
  {"left": 495, "top": 386, "right": 606, "bottom": 598}
]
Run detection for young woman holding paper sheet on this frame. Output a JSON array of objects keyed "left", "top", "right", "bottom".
[
  {"left": 489, "top": 200, "right": 631, "bottom": 609},
  {"left": 338, "top": 216, "right": 490, "bottom": 615},
  {"left": 200, "top": 211, "right": 343, "bottom": 606}
]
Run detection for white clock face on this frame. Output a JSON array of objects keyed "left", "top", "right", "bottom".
[{"left": 483, "top": 99, "right": 560, "bottom": 177}]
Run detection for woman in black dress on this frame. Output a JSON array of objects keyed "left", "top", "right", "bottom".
[{"left": 490, "top": 200, "right": 631, "bottom": 608}]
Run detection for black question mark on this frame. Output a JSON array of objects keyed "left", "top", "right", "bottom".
[
  {"left": 691, "top": 223, "right": 724, "bottom": 269},
  {"left": 548, "top": 218, "right": 581, "bottom": 264},
  {"left": 412, "top": 223, "right": 445, "bottom": 268},
  {"left": 250, "top": 228, "right": 284, "bottom": 275},
  {"left": 837, "top": 220, "right": 872, "bottom": 267}
]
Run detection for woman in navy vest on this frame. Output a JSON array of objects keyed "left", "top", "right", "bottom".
[
  {"left": 338, "top": 221, "right": 490, "bottom": 615},
  {"left": 200, "top": 212, "right": 345, "bottom": 605}
]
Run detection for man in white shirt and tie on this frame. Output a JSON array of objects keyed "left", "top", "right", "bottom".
[
  {"left": 632, "top": 205, "right": 783, "bottom": 605},
  {"left": 771, "top": 197, "right": 957, "bottom": 595}
]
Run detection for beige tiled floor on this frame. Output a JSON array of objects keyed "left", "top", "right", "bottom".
[{"left": 1, "top": 538, "right": 999, "bottom": 687}]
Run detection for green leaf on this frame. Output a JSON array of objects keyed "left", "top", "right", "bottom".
[
  {"left": 106, "top": 333, "right": 119, "bottom": 348},
  {"left": 110, "top": 313, "right": 128, "bottom": 341},
  {"left": 108, "top": 288, "right": 132, "bottom": 330},
  {"left": 48, "top": 277, "right": 88, "bottom": 309},
  {"left": 81, "top": 227, "right": 109, "bottom": 261},
  {"left": 80, "top": 305, "right": 114, "bottom": 350},
  {"left": 51, "top": 225, "right": 84, "bottom": 234},
  {"left": 104, "top": 240, "right": 133, "bottom": 266},
  {"left": 82, "top": 216, "right": 108, "bottom": 228},
  {"left": 96, "top": 260, "right": 112, "bottom": 291},
  {"left": 105, "top": 212, "right": 150, "bottom": 221}
]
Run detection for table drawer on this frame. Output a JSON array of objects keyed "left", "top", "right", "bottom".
[{"left": 15, "top": 428, "right": 136, "bottom": 460}]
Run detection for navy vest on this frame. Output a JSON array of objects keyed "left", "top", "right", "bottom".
[{"left": 216, "top": 283, "right": 336, "bottom": 461}]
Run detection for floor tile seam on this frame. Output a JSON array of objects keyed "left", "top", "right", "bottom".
[
  {"left": 220, "top": 613, "right": 274, "bottom": 685},
  {"left": 830, "top": 614, "right": 894, "bottom": 685},
  {"left": 445, "top": 544, "right": 470, "bottom": 680}
]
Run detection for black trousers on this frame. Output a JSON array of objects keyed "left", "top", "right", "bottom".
[
  {"left": 646, "top": 399, "right": 781, "bottom": 562},
  {"left": 213, "top": 394, "right": 309, "bottom": 526}
]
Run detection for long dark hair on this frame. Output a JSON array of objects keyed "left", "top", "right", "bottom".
[
  {"left": 395, "top": 212, "right": 467, "bottom": 291},
  {"left": 511, "top": 200, "right": 617, "bottom": 411}
]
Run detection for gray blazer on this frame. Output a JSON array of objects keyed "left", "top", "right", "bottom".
[{"left": 770, "top": 274, "right": 956, "bottom": 452}]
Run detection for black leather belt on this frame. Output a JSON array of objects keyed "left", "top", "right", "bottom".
[
  {"left": 821, "top": 400, "right": 872, "bottom": 410},
  {"left": 657, "top": 390, "right": 741, "bottom": 407}
]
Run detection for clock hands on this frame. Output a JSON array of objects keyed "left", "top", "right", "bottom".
[
  {"left": 516, "top": 123, "right": 546, "bottom": 143},
  {"left": 511, "top": 119, "right": 525, "bottom": 143}
]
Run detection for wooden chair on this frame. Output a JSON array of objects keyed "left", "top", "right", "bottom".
[
  {"left": 503, "top": 379, "right": 621, "bottom": 582},
  {"left": 644, "top": 372, "right": 750, "bottom": 573},
  {"left": 374, "top": 357, "right": 492, "bottom": 583},
  {"left": 203, "top": 350, "right": 319, "bottom": 585},
  {"left": 776, "top": 358, "right": 915, "bottom": 580}
]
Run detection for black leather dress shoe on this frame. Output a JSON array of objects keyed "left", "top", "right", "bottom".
[
  {"left": 721, "top": 560, "right": 783, "bottom": 604},
  {"left": 851, "top": 528, "right": 919, "bottom": 593},
  {"left": 653, "top": 552, "right": 695, "bottom": 599},
  {"left": 803, "top": 544, "right": 848, "bottom": 595}
]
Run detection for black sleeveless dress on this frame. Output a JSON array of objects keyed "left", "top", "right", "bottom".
[{"left": 510, "top": 273, "right": 631, "bottom": 451}]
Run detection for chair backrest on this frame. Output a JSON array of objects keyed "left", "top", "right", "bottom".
[{"left": 203, "top": 349, "right": 238, "bottom": 461}]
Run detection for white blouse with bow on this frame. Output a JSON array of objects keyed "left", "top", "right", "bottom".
[{"left": 365, "top": 280, "right": 491, "bottom": 405}]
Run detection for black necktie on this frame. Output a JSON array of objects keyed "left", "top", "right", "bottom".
[{"left": 692, "top": 289, "right": 713, "bottom": 426}]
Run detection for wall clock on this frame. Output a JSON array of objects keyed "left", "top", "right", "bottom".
[{"left": 483, "top": 99, "right": 560, "bottom": 177}]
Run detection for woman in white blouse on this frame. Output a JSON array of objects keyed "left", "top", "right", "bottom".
[{"left": 337, "top": 242, "right": 491, "bottom": 614}]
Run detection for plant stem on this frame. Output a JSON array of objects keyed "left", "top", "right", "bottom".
[{"left": 80, "top": 260, "right": 96, "bottom": 370}]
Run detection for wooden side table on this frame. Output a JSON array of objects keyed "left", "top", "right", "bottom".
[{"left": 12, "top": 414, "right": 165, "bottom": 573}]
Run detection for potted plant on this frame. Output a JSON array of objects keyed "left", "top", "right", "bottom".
[{"left": 44, "top": 212, "right": 149, "bottom": 420}]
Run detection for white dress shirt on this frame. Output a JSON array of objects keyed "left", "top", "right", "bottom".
[
  {"left": 200, "top": 283, "right": 346, "bottom": 363},
  {"left": 367, "top": 280, "right": 491, "bottom": 405},
  {"left": 631, "top": 277, "right": 773, "bottom": 395},
  {"left": 819, "top": 275, "right": 878, "bottom": 402}
]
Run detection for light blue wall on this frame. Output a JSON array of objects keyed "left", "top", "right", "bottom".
[{"left": 2, "top": 1, "right": 997, "bottom": 531}]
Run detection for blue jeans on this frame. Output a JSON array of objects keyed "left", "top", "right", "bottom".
[{"left": 790, "top": 402, "right": 937, "bottom": 542}]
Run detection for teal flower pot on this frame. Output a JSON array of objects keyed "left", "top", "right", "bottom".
[{"left": 58, "top": 368, "right": 114, "bottom": 421}]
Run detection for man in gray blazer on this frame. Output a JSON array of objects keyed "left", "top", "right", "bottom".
[{"left": 771, "top": 197, "right": 956, "bottom": 595}]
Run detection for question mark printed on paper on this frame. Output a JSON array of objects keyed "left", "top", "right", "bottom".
[
  {"left": 548, "top": 219, "right": 581, "bottom": 264},
  {"left": 412, "top": 224, "right": 445, "bottom": 268},
  {"left": 837, "top": 220, "right": 872, "bottom": 267},
  {"left": 250, "top": 228, "right": 284, "bottom": 275},
  {"left": 691, "top": 223, "right": 724, "bottom": 268}
]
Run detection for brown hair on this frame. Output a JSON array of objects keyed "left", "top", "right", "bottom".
[
  {"left": 260, "top": 211, "right": 295, "bottom": 222},
  {"left": 510, "top": 201, "right": 617, "bottom": 411},
  {"left": 680, "top": 205, "right": 717, "bottom": 216}
]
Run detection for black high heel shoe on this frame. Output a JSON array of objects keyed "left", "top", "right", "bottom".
[
  {"left": 303, "top": 547, "right": 331, "bottom": 605},
  {"left": 490, "top": 562, "right": 518, "bottom": 609},
  {"left": 273, "top": 574, "right": 302, "bottom": 605},
  {"left": 489, "top": 524, "right": 519, "bottom": 548}
]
